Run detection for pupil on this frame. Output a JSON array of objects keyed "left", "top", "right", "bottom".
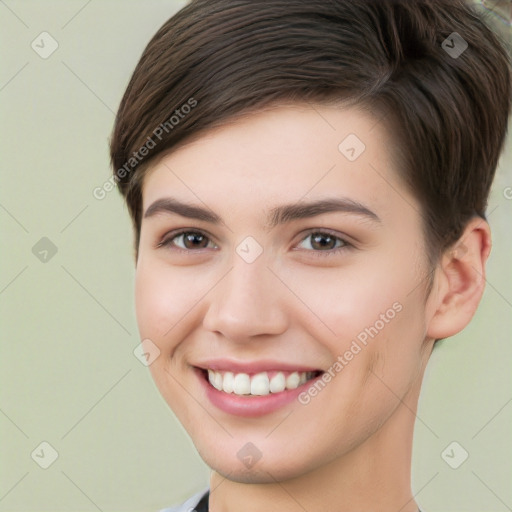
[
  {"left": 185, "top": 232, "right": 207, "bottom": 248},
  {"left": 313, "top": 233, "right": 334, "bottom": 250}
]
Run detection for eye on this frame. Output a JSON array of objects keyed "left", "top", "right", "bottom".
[
  {"left": 157, "top": 228, "right": 352, "bottom": 257},
  {"left": 157, "top": 230, "right": 217, "bottom": 251},
  {"left": 295, "top": 230, "right": 351, "bottom": 257}
]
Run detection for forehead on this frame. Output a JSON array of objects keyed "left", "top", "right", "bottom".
[{"left": 141, "top": 104, "right": 409, "bottom": 224}]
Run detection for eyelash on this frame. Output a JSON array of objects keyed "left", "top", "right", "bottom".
[{"left": 156, "top": 229, "right": 353, "bottom": 258}]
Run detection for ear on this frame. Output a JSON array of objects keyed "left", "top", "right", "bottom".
[{"left": 426, "top": 217, "right": 492, "bottom": 340}]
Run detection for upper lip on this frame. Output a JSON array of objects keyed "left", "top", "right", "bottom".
[{"left": 194, "top": 358, "right": 323, "bottom": 374}]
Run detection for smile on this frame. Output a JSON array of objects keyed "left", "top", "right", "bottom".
[
  {"left": 207, "top": 369, "right": 321, "bottom": 396},
  {"left": 195, "top": 364, "right": 325, "bottom": 417}
]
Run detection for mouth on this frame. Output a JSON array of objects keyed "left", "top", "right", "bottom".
[
  {"left": 194, "top": 364, "right": 325, "bottom": 417},
  {"left": 203, "top": 368, "right": 323, "bottom": 396}
]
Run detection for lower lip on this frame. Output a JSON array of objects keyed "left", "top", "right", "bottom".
[{"left": 195, "top": 368, "right": 323, "bottom": 417}]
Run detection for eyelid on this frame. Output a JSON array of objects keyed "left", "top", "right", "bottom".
[{"left": 296, "top": 227, "right": 354, "bottom": 246}]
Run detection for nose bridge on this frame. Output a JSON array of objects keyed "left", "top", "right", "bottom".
[{"left": 202, "top": 252, "right": 288, "bottom": 340}]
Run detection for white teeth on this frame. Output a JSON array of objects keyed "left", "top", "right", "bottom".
[
  {"left": 269, "top": 372, "right": 286, "bottom": 393},
  {"left": 250, "top": 372, "right": 270, "bottom": 396},
  {"left": 222, "top": 371, "right": 234, "bottom": 393},
  {"left": 213, "top": 371, "right": 223, "bottom": 391},
  {"left": 233, "top": 373, "right": 251, "bottom": 395},
  {"left": 285, "top": 372, "right": 301, "bottom": 390},
  {"left": 208, "top": 370, "right": 223, "bottom": 391},
  {"left": 207, "top": 369, "right": 317, "bottom": 396}
]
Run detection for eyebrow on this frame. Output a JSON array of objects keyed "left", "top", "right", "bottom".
[{"left": 143, "top": 196, "right": 381, "bottom": 229}]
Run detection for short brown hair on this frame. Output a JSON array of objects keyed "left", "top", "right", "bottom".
[{"left": 109, "top": 0, "right": 511, "bottom": 264}]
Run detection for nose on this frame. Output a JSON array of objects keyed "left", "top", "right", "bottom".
[{"left": 202, "top": 256, "right": 289, "bottom": 342}]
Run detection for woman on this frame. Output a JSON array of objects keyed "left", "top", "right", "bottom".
[{"left": 109, "top": 1, "right": 511, "bottom": 510}]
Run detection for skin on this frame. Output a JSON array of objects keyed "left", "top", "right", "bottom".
[{"left": 134, "top": 104, "right": 491, "bottom": 512}]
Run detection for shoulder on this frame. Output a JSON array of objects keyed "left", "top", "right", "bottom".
[{"left": 158, "top": 487, "right": 210, "bottom": 512}]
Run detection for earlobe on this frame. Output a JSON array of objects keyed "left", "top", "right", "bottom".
[{"left": 426, "top": 217, "right": 492, "bottom": 340}]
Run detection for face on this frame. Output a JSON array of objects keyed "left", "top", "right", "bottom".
[{"left": 135, "top": 104, "right": 436, "bottom": 483}]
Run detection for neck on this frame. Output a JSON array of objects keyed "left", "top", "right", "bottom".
[{"left": 209, "top": 370, "right": 425, "bottom": 512}]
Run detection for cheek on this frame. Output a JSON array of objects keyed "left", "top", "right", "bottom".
[
  {"left": 282, "top": 253, "right": 420, "bottom": 345},
  {"left": 134, "top": 260, "right": 194, "bottom": 377},
  {"left": 134, "top": 258, "right": 205, "bottom": 349},
  {"left": 134, "top": 261, "right": 194, "bottom": 410},
  {"left": 287, "top": 251, "right": 427, "bottom": 400},
  {"left": 134, "top": 263, "right": 170, "bottom": 342}
]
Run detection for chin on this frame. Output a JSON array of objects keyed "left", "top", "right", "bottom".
[
  {"left": 205, "top": 460, "right": 306, "bottom": 484},
  {"left": 211, "top": 466, "right": 279, "bottom": 484},
  {"left": 195, "top": 439, "right": 323, "bottom": 484}
]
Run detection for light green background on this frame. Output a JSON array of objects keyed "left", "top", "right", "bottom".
[{"left": 1, "top": 1, "right": 511, "bottom": 511}]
